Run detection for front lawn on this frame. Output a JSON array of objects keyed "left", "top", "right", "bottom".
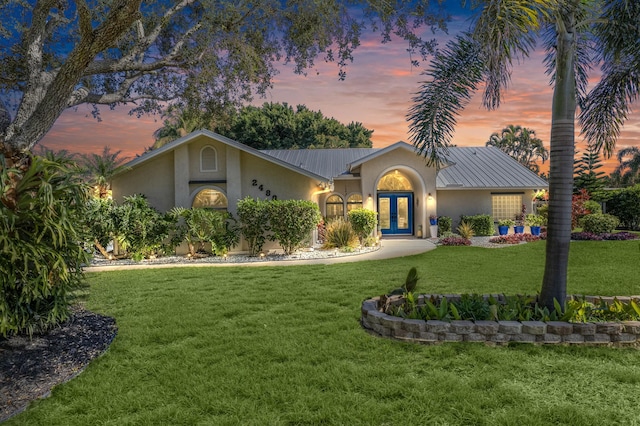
[{"left": 9, "top": 240, "right": 640, "bottom": 425}]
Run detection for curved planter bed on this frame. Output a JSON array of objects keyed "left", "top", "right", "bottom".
[{"left": 361, "top": 294, "right": 640, "bottom": 346}]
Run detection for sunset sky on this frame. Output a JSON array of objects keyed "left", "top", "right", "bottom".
[{"left": 40, "top": 8, "right": 640, "bottom": 174}]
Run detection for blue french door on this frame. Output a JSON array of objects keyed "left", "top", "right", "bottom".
[{"left": 378, "top": 193, "right": 413, "bottom": 235}]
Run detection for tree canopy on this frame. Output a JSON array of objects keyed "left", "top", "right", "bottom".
[
  {"left": 0, "top": 0, "right": 447, "bottom": 163},
  {"left": 485, "top": 125, "right": 548, "bottom": 174},
  {"left": 219, "top": 102, "right": 374, "bottom": 150},
  {"left": 407, "top": 0, "right": 640, "bottom": 308}
]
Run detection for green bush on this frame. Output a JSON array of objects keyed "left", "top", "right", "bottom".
[
  {"left": 267, "top": 200, "right": 321, "bottom": 255},
  {"left": 605, "top": 184, "right": 640, "bottom": 230},
  {"left": 580, "top": 213, "right": 620, "bottom": 234},
  {"left": 460, "top": 214, "right": 493, "bottom": 236},
  {"left": 524, "top": 214, "right": 545, "bottom": 227},
  {"left": 0, "top": 155, "right": 90, "bottom": 337},
  {"left": 323, "top": 217, "right": 358, "bottom": 249},
  {"left": 111, "top": 195, "right": 175, "bottom": 259},
  {"left": 536, "top": 203, "right": 549, "bottom": 222},
  {"left": 237, "top": 197, "right": 270, "bottom": 256},
  {"left": 583, "top": 200, "right": 602, "bottom": 215},
  {"left": 348, "top": 208, "right": 377, "bottom": 244},
  {"left": 172, "top": 207, "right": 239, "bottom": 256},
  {"left": 437, "top": 216, "right": 452, "bottom": 236}
]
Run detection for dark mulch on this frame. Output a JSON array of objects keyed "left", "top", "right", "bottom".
[{"left": 0, "top": 307, "right": 117, "bottom": 422}]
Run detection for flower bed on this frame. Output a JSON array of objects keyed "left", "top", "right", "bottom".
[{"left": 361, "top": 294, "right": 640, "bottom": 346}]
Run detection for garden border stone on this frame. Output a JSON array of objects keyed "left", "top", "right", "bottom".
[{"left": 361, "top": 294, "right": 640, "bottom": 347}]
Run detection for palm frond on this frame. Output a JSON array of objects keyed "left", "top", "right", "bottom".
[
  {"left": 579, "top": 62, "right": 640, "bottom": 158},
  {"left": 472, "top": 0, "right": 547, "bottom": 109},
  {"left": 406, "top": 34, "right": 485, "bottom": 169}
]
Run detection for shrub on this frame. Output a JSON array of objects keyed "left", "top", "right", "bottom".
[
  {"left": 237, "top": 197, "right": 270, "bottom": 256},
  {"left": 323, "top": 217, "right": 358, "bottom": 249},
  {"left": 172, "top": 207, "right": 239, "bottom": 256},
  {"left": 605, "top": 184, "right": 640, "bottom": 230},
  {"left": 267, "top": 200, "right": 321, "bottom": 255},
  {"left": 489, "top": 234, "right": 541, "bottom": 244},
  {"left": 348, "top": 208, "right": 377, "bottom": 244},
  {"left": 572, "top": 189, "right": 590, "bottom": 229},
  {"left": 437, "top": 216, "right": 452, "bottom": 236},
  {"left": 84, "top": 197, "right": 117, "bottom": 256},
  {"left": 439, "top": 236, "right": 471, "bottom": 246},
  {"left": 536, "top": 203, "right": 549, "bottom": 222},
  {"left": 580, "top": 213, "right": 620, "bottom": 234},
  {"left": 525, "top": 213, "right": 545, "bottom": 227},
  {"left": 498, "top": 219, "right": 515, "bottom": 227},
  {"left": 570, "top": 232, "right": 604, "bottom": 241},
  {"left": 0, "top": 155, "right": 91, "bottom": 337},
  {"left": 456, "top": 221, "right": 475, "bottom": 239},
  {"left": 460, "top": 214, "right": 494, "bottom": 236},
  {"left": 602, "top": 232, "right": 638, "bottom": 241},
  {"left": 111, "top": 195, "right": 175, "bottom": 259},
  {"left": 583, "top": 200, "right": 602, "bottom": 215}
]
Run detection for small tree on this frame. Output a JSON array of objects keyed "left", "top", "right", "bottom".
[
  {"left": 348, "top": 209, "right": 378, "bottom": 245},
  {"left": 268, "top": 200, "right": 321, "bottom": 255},
  {"left": 237, "top": 197, "right": 270, "bottom": 256}
]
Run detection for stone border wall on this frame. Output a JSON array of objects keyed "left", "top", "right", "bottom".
[{"left": 361, "top": 294, "right": 640, "bottom": 346}]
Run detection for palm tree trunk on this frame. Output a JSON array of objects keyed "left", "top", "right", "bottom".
[{"left": 540, "top": 9, "right": 578, "bottom": 309}]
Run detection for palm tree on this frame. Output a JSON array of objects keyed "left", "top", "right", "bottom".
[
  {"left": 614, "top": 147, "right": 640, "bottom": 187},
  {"left": 80, "top": 146, "right": 129, "bottom": 199},
  {"left": 407, "top": 1, "right": 640, "bottom": 309},
  {"left": 486, "top": 124, "right": 549, "bottom": 173},
  {"left": 152, "top": 105, "right": 228, "bottom": 150}
]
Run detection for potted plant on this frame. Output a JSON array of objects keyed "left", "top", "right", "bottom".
[
  {"left": 514, "top": 204, "right": 526, "bottom": 234},
  {"left": 429, "top": 214, "right": 438, "bottom": 226},
  {"left": 525, "top": 213, "right": 545, "bottom": 236},
  {"left": 497, "top": 219, "right": 514, "bottom": 235}
]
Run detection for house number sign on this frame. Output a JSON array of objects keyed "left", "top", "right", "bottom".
[{"left": 251, "top": 179, "right": 277, "bottom": 200}]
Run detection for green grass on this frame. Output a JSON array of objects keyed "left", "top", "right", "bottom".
[{"left": 9, "top": 240, "right": 640, "bottom": 425}]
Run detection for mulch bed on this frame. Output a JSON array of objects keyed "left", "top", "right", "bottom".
[{"left": 0, "top": 307, "right": 117, "bottom": 422}]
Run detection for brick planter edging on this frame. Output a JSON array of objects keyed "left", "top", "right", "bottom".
[{"left": 361, "top": 294, "right": 640, "bottom": 346}]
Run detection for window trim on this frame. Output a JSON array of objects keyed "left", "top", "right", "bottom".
[
  {"left": 325, "top": 193, "right": 345, "bottom": 220},
  {"left": 200, "top": 145, "right": 218, "bottom": 172},
  {"left": 191, "top": 187, "right": 228, "bottom": 210}
]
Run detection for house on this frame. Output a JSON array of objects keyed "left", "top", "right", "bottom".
[{"left": 111, "top": 130, "right": 548, "bottom": 245}]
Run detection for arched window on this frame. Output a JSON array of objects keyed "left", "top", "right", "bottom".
[
  {"left": 377, "top": 170, "right": 413, "bottom": 191},
  {"left": 347, "top": 193, "right": 363, "bottom": 212},
  {"left": 192, "top": 189, "right": 228, "bottom": 210},
  {"left": 200, "top": 146, "right": 218, "bottom": 172},
  {"left": 325, "top": 194, "right": 344, "bottom": 220}
]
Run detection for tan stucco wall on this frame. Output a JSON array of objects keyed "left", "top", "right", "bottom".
[
  {"left": 436, "top": 189, "right": 539, "bottom": 230},
  {"left": 359, "top": 149, "right": 437, "bottom": 238},
  {"left": 240, "top": 153, "right": 320, "bottom": 203},
  {"left": 111, "top": 151, "right": 175, "bottom": 212}
]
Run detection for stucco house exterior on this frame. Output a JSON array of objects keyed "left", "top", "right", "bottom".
[{"left": 111, "top": 130, "right": 548, "bottom": 245}]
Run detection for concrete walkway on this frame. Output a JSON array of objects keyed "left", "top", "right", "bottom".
[{"left": 86, "top": 238, "right": 437, "bottom": 271}]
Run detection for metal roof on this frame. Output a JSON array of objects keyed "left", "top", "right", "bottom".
[
  {"left": 263, "top": 145, "right": 548, "bottom": 189},
  {"left": 262, "top": 148, "right": 376, "bottom": 180},
  {"left": 436, "top": 146, "right": 549, "bottom": 189}
]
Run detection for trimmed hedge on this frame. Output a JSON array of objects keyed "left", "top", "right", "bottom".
[
  {"left": 580, "top": 213, "right": 620, "bottom": 234},
  {"left": 460, "top": 214, "right": 494, "bottom": 236}
]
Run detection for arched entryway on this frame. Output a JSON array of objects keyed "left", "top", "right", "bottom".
[{"left": 377, "top": 170, "right": 414, "bottom": 235}]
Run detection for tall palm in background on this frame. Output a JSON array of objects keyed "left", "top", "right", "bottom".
[
  {"left": 80, "top": 147, "right": 129, "bottom": 199},
  {"left": 407, "top": 0, "right": 640, "bottom": 308},
  {"left": 486, "top": 124, "right": 548, "bottom": 174},
  {"left": 614, "top": 147, "right": 640, "bottom": 187}
]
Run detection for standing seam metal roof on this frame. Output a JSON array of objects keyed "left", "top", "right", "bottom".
[{"left": 262, "top": 145, "right": 548, "bottom": 189}]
